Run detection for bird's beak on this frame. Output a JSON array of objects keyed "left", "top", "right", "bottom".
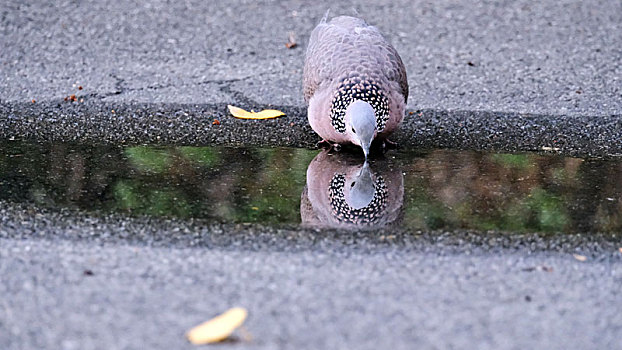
[{"left": 359, "top": 136, "right": 372, "bottom": 160}]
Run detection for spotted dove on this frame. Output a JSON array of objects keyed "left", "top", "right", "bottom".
[
  {"left": 301, "top": 150, "right": 404, "bottom": 228},
  {"left": 303, "top": 15, "right": 409, "bottom": 158}
]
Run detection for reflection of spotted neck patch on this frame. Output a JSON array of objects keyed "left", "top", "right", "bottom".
[
  {"left": 328, "top": 173, "right": 388, "bottom": 225},
  {"left": 330, "top": 78, "right": 389, "bottom": 133}
]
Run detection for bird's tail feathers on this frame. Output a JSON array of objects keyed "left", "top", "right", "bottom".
[{"left": 321, "top": 9, "right": 330, "bottom": 23}]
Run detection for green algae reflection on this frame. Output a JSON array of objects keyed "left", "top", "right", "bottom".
[
  {"left": 0, "top": 141, "right": 621, "bottom": 233},
  {"left": 116, "top": 145, "right": 316, "bottom": 222}
]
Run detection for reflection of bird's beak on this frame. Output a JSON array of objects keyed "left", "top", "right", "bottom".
[{"left": 359, "top": 160, "right": 370, "bottom": 174}]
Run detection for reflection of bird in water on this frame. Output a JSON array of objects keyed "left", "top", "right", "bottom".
[{"left": 301, "top": 150, "right": 404, "bottom": 228}]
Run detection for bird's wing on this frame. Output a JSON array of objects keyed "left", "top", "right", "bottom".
[
  {"left": 352, "top": 22, "right": 409, "bottom": 102},
  {"left": 303, "top": 16, "right": 408, "bottom": 103},
  {"left": 387, "top": 43, "right": 409, "bottom": 102},
  {"left": 303, "top": 22, "right": 333, "bottom": 102}
]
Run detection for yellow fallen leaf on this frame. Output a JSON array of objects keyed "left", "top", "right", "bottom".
[
  {"left": 186, "top": 307, "right": 248, "bottom": 345},
  {"left": 228, "top": 105, "right": 285, "bottom": 119},
  {"left": 618, "top": 247, "right": 622, "bottom": 254},
  {"left": 573, "top": 253, "right": 587, "bottom": 262}
]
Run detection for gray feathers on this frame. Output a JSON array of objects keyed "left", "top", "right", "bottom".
[{"left": 303, "top": 15, "right": 408, "bottom": 140}]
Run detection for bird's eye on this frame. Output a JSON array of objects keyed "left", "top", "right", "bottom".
[{"left": 351, "top": 127, "right": 356, "bottom": 134}]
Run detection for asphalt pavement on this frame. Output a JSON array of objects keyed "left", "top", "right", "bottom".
[
  {"left": 1, "top": 202, "right": 621, "bottom": 350},
  {"left": 1, "top": 0, "right": 622, "bottom": 349},
  {"left": 1, "top": 0, "right": 621, "bottom": 156}
]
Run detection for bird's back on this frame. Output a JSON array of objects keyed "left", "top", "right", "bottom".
[{"left": 303, "top": 15, "right": 408, "bottom": 137}]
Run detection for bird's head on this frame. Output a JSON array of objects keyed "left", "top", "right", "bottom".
[
  {"left": 344, "top": 161, "right": 375, "bottom": 209},
  {"left": 345, "top": 100, "right": 377, "bottom": 159}
]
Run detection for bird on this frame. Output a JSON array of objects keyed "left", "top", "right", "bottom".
[
  {"left": 300, "top": 149, "right": 404, "bottom": 228},
  {"left": 303, "top": 14, "right": 409, "bottom": 159}
]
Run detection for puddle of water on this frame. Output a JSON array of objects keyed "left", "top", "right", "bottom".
[{"left": 1, "top": 141, "right": 621, "bottom": 233}]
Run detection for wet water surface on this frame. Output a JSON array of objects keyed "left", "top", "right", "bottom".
[{"left": 1, "top": 141, "right": 621, "bottom": 233}]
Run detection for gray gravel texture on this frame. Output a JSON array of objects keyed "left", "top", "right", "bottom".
[
  {"left": 1, "top": 202, "right": 622, "bottom": 350},
  {"left": 2, "top": 101, "right": 622, "bottom": 158},
  {"left": 1, "top": 0, "right": 622, "bottom": 156}
]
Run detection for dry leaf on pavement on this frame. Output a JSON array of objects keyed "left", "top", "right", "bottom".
[
  {"left": 186, "top": 307, "right": 248, "bottom": 345},
  {"left": 228, "top": 105, "right": 285, "bottom": 120},
  {"left": 285, "top": 32, "right": 297, "bottom": 48}
]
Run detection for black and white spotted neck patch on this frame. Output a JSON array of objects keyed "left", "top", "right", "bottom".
[
  {"left": 329, "top": 78, "right": 390, "bottom": 134},
  {"left": 327, "top": 173, "right": 388, "bottom": 225}
]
